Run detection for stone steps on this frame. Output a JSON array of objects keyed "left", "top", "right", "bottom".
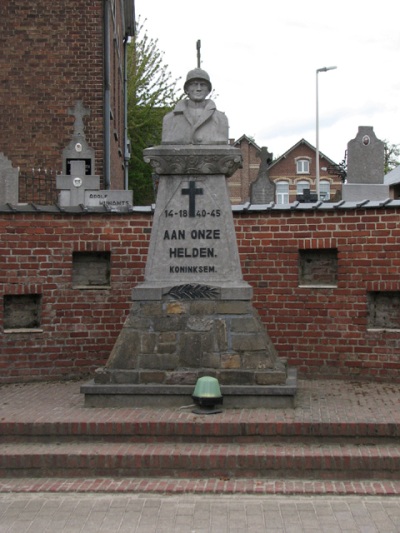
[
  {"left": 1, "top": 440, "right": 399, "bottom": 480},
  {"left": 1, "top": 379, "right": 399, "bottom": 492},
  {"left": 3, "top": 476, "right": 400, "bottom": 496},
  {"left": 2, "top": 419, "right": 399, "bottom": 442}
]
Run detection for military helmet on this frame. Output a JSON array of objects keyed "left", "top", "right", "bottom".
[{"left": 184, "top": 68, "right": 212, "bottom": 93}]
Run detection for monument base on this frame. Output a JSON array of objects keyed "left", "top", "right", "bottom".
[
  {"left": 342, "top": 183, "right": 389, "bottom": 201},
  {"left": 82, "top": 296, "right": 296, "bottom": 408},
  {"left": 81, "top": 368, "right": 297, "bottom": 409},
  {"left": 83, "top": 142, "right": 298, "bottom": 409}
]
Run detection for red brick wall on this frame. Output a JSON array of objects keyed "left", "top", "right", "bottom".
[
  {"left": 1, "top": 208, "right": 400, "bottom": 383},
  {"left": 0, "top": 213, "right": 151, "bottom": 382},
  {"left": 0, "top": 0, "right": 126, "bottom": 188}
]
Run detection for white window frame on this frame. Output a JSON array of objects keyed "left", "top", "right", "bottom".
[
  {"left": 296, "top": 158, "right": 310, "bottom": 175},
  {"left": 320, "top": 180, "right": 331, "bottom": 201},
  {"left": 296, "top": 180, "right": 310, "bottom": 195},
  {"left": 276, "top": 181, "right": 289, "bottom": 204}
]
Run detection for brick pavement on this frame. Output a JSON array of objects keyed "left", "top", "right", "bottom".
[
  {"left": 1, "top": 378, "right": 400, "bottom": 496},
  {"left": 1, "top": 493, "right": 400, "bottom": 532},
  {"left": 1, "top": 377, "right": 399, "bottom": 427}
]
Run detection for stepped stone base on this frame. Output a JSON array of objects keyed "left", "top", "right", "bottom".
[
  {"left": 83, "top": 297, "right": 296, "bottom": 408},
  {"left": 82, "top": 368, "right": 297, "bottom": 408}
]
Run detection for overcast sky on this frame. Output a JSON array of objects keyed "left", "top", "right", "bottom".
[{"left": 135, "top": 0, "right": 400, "bottom": 164}]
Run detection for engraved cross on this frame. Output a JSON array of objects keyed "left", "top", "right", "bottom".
[{"left": 182, "top": 181, "right": 203, "bottom": 217}]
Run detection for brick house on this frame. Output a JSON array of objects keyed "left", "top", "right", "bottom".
[
  {"left": 228, "top": 135, "right": 262, "bottom": 204},
  {"left": 268, "top": 138, "right": 342, "bottom": 204},
  {"left": 0, "top": 0, "right": 135, "bottom": 191},
  {"left": 229, "top": 137, "right": 343, "bottom": 204}
]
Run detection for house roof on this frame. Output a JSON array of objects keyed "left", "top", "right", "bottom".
[
  {"left": 233, "top": 134, "right": 261, "bottom": 152},
  {"left": 268, "top": 138, "right": 337, "bottom": 169},
  {"left": 384, "top": 165, "right": 400, "bottom": 186}
]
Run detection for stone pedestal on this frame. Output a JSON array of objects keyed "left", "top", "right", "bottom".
[{"left": 82, "top": 145, "right": 296, "bottom": 408}]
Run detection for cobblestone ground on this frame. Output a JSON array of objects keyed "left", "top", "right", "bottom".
[{"left": 1, "top": 493, "right": 400, "bottom": 533}]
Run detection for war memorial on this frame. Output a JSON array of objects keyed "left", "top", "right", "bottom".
[{"left": 82, "top": 67, "right": 297, "bottom": 408}]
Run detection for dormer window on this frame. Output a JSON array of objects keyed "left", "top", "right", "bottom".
[{"left": 296, "top": 158, "right": 310, "bottom": 174}]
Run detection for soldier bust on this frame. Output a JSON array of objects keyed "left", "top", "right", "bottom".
[{"left": 162, "top": 68, "right": 229, "bottom": 145}]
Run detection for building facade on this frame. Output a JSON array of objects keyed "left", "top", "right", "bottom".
[
  {"left": 269, "top": 139, "right": 342, "bottom": 204},
  {"left": 229, "top": 137, "right": 343, "bottom": 204},
  {"left": 228, "top": 136, "right": 261, "bottom": 203},
  {"left": 0, "top": 0, "right": 135, "bottom": 190}
]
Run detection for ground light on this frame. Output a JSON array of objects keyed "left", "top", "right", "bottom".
[{"left": 192, "top": 376, "right": 223, "bottom": 415}]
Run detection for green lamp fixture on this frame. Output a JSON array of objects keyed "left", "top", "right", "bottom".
[{"left": 192, "top": 376, "right": 223, "bottom": 415}]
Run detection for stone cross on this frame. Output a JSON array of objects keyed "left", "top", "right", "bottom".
[
  {"left": 68, "top": 101, "right": 90, "bottom": 137},
  {"left": 250, "top": 146, "right": 275, "bottom": 204},
  {"left": 196, "top": 40, "right": 201, "bottom": 68},
  {"left": 297, "top": 188, "right": 318, "bottom": 203},
  {"left": 56, "top": 160, "right": 100, "bottom": 206}
]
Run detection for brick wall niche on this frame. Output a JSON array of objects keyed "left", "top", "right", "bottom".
[
  {"left": 299, "top": 249, "right": 338, "bottom": 286},
  {"left": 4, "top": 294, "right": 42, "bottom": 330},
  {"left": 368, "top": 291, "right": 400, "bottom": 330},
  {"left": 72, "top": 252, "right": 111, "bottom": 288}
]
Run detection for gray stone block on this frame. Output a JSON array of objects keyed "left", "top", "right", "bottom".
[
  {"left": 231, "top": 333, "right": 268, "bottom": 352},
  {"left": 82, "top": 368, "right": 297, "bottom": 408},
  {"left": 187, "top": 316, "right": 213, "bottom": 332},
  {"left": 106, "top": 330, "right": 141, "bottom": 369},
  {"left": 214, "top": 319, "right": 228, "bottom": 351},
  {"left": 0, "top": 153, "right": 19, "bottom": 204},
  {"left": 140, "top": 332, "right": 157, "bottom": 354},
  {"left": 216, "top": 301, "right": 252, "bottom": 314},
  {"left": 218, "top": 370, "right": 255, "bottom": 385},
  {"left": 221, "top": 353, "right": 241, "bottom": 369},
  {"left": 139, "top": 371, "right": 166, "bottom": 384},
  {"left": 230, "top": 317, "right": 261, "bottom": 333},
  {"left": 138, "top": 354, "right": 179, "bottom": 370},
  {"left": 241, "top": 352, "right": 275, "bottom": 370}
]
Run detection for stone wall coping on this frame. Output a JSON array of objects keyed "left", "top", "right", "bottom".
[{"left": 1, "top": 199, "right": 400, "bottom": 215}]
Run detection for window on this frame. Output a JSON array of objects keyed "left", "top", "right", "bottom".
[
  {"left": 320, "top": 180, "right": 331, "bottom": 201},
  {"left": 296, "top": 180, "right": 310, "bottom": 195},
  {"left": 296, "top": 158, "right": 310, "bottom": 174},
  {"left": 276, "top": 181, "right": 289, "bottom": 204}
]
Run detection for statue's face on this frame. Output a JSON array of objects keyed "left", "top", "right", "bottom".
[{"left": 186, "top": 80, "right": 210, "bottom": 102}]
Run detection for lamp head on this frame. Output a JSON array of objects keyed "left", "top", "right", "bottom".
[
  {"left": 317, "top": 66, "right": 337, "bottom": 73},
  {"left": 192, "top": 376, "right": 223, "bottom": 414}
]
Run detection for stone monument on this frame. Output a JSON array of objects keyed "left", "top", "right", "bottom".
[
  {"left": 82, "top": 66, "right": 296, "bottom": 408},
  {"left": 56, "top": 100, "right": 133, "bottom": 209},
  {"left": 0, "top": 153, "right": 19, "bottom": 205},
  {"left": 250, "top": 147, "right": 275, "bottom": 204},
  {"left": 342, "top": 126, "right": 389, "bottom": 201}
]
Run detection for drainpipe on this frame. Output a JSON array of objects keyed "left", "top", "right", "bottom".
[
  {"left": 123, "top": 35, "right": 130, "bottom": 190},
  {"left": 103, "top": 0, "right": 111, "bottom": 189}
]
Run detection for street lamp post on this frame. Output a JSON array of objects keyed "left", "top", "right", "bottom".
[{"left": 316, "top": 66, "right": 337, "bottom": 200}]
